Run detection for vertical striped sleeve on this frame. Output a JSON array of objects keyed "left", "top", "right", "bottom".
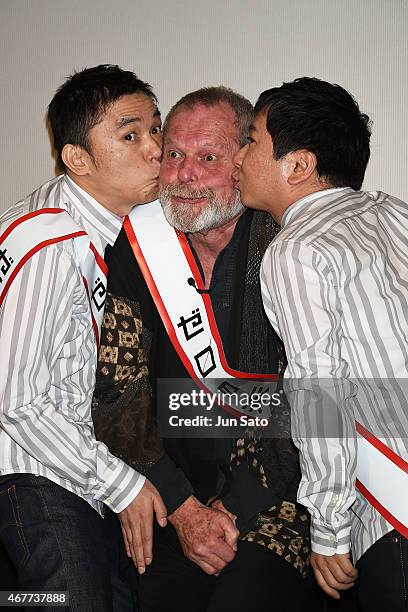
[{"left": 261, "top": 240, "right": 357, "bottom": 555}]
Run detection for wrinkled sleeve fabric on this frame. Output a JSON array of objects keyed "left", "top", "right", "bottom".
[{"left": 261, "top": 239, "right": 357, "bottom": 555}]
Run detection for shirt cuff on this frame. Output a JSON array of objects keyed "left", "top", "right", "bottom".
[
  {"left": 310, "top": 515, "right": 351, "bottom": 556},
  {"left": 96, "top": 453, "right": 146, "bottom": 513}
]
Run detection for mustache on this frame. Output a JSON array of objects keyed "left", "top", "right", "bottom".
[{"left": 159, "top": 184, "right": 215, "bottom": 200}]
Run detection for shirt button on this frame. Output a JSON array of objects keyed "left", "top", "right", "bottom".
[
  {"left": 329, "top": 535, "right": 336, "bottom": 542},
  {"left": 332, "top": 494, "right": 339, "bottom": 501},
  {"left": 106, "top": 497, "right": 112, "bottom": 504}
]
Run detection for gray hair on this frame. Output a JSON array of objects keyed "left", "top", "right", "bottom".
[{"left": 163, "top": 86, "right": 254, "bottom": 147}]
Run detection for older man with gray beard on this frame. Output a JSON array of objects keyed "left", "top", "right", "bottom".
[{"left": 94, "top": 87, "right": 321, "bottom": 611}]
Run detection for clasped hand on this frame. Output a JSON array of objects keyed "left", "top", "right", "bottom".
[{"left": 169, "top": 496, "right": 239, "bottom": 575}]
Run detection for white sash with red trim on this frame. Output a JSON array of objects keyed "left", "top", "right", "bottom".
[
  {"left": 73, "top": 235, "right": 108, "bottom": 347},
  {"left": 0, "top": 208, "right": 107, "bottom": 346},
  {"left": 356, "top": 421, "right": 408, "bottom": 537},
  {"left": 124, "top": 200, "right": 276, "bottom": 418},
  {"left": 124, "top": 200, "right": 408, "bottom": 536}
]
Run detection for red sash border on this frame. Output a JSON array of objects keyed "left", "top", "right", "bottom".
[
  {"left": 123, "top": 215, "right": 276, "bottom": 419},
  {"left": 0, "top": 208, "right": 67, "bottom": 247},
  {"left": 356, "top": 479, "right": 408, "bottom": 538},
  {"left": 123, "top": 216, "right": 197, "bottom": 379},
  {"left": 89, "top": 242, "right": 108, "bottom": 277},
  {"left": 356, "top": 421, "right": 408, "bottom": 475},
  {"left": 177, "top": 231, "right": 275, "bottom": 380},
  {"left": 0, "top": 209, "right": 105, "bottom": 348},
  {"left": 356, "top": 420, "right": 408, "bottom": 537},
  {"left": 0, "top": 232, "right": 86, "bottom": 309}
]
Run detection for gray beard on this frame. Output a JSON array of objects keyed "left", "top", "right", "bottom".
[{"left": 159, "top": 185, "right": 244, "bottom": 233}]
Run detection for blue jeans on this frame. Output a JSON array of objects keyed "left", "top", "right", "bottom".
[
  {"left": 357, "top": 529, "right": 408, "bottom": 611},
  {"left": 0, "top": 473, "right": 134, "bottom": 611}
]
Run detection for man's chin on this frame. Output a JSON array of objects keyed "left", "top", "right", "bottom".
[
  {"left": 238, "top": 192, "right": 254, "bottom": 209},
  {"left": 142, "top": 185, "right": 159, "bottom": 204}
]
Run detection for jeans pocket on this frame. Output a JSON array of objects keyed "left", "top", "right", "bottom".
[{"left": 0, "top": 485, "right": 29, "bottom": 569}]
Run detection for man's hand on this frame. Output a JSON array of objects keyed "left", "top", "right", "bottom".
[
  {"left": 310, "top": 551, "right": 358, "bottom": 599},
  {"left": 169, "top": 495, "right": 239, "bottom": 575},
  {"left": 211, "top": 498, "right": 237, "bottom": 524},
  {"left": 118, "top": 479, "right": 167, "bottom": 575}
]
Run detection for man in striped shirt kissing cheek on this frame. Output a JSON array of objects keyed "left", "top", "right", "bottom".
[
  {"left": 0, "top": 64, "right": 166, "bottom": 609},
  {"left": 233, "top": 77, "right": 408, "bottom": 611}
]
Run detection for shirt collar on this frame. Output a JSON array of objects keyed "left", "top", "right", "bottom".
[
  {"left": 61, "top": 175, "right": 123, "bottom": 250},
  {"left": 281, "top": 187, "right": 349, "bottom": 228}
]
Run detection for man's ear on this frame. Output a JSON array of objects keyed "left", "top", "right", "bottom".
[
  {"left": 61, "top": 144, "right": 93, "bottom": 176},
  {"left": 284, "top": 149, "right": 317, "bottom": 186}
]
